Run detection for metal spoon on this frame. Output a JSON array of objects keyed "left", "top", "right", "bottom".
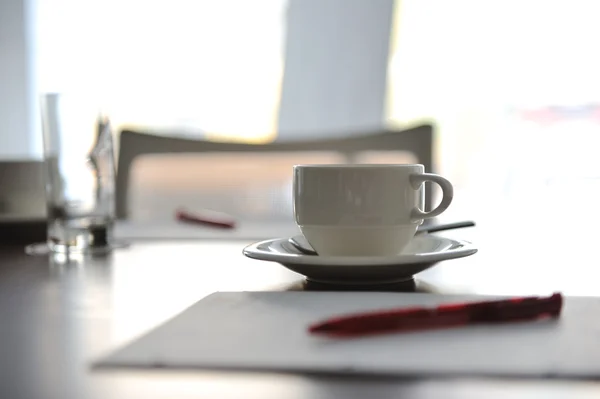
[{"left": 288, "top": 220, "right": 475, "bottom": 256}]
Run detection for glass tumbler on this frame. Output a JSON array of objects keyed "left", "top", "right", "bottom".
[{"left": 38, "top": 92, "right": 117, "bottom": 253}]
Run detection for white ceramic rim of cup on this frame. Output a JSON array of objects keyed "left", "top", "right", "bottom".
[
  {"left": 294, "top": 164, "right": 424, "bottom": 168},
  {"left": 297, "top": 224, "right": 419, "bottom": 228}
]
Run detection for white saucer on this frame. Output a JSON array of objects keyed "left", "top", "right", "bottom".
[{"left": 242, "top": 235, "right": 477, "bottom": 285}]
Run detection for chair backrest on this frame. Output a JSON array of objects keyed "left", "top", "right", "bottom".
[{"left": 116, "top": 124, "right": 434, "bottom": 220}]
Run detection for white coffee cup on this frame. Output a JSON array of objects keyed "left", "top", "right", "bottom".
[{"left": 293, "top": 164, "right": 453, "bottom": 257}]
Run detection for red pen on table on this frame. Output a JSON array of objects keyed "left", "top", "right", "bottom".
[
  {"left": 175, "top": 207, "right": 237, "bottom": 229},
  {"left": 308, "top": 292, "right": 563, "bottom": 337}
]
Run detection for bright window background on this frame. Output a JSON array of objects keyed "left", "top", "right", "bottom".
[
  {"left": 388, "top": 0, "right": 600, "bottom": 223},
  {"left": 36, "top": 0, "right": 286, "bottom": 143}
]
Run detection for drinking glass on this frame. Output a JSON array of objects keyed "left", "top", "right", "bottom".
[{"left": 35, "top": 92, "right": 117, "bottom": 253}]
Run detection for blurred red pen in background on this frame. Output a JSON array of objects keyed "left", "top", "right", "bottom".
[{"left": 175, "top": 207, "right": 237, "bottom": 229}]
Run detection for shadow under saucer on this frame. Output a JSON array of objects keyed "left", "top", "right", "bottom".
[{"left": 280, "top": 278, "right": 444, "bottom": 293}]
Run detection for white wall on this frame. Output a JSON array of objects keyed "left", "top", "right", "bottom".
[
  {"left": 0, "top": 0, "right": 41, "bottom": 159},
  {"left": 277, "top": 0, "right": 394, "bottom": 139}
]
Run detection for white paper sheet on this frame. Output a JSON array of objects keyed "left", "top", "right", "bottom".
[{"left": 96, "top": 292, "right": 600, "bottom": 378}]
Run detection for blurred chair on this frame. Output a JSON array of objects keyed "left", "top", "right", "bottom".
[
  {"left": 116, "top": 124, "right": 435, "bottom": 221},
  {"left": 0, "top": 160, "right": 46, "bottom": 219},
  {"left": 0, "top": 160, "right": 47, "bottom": 243}
]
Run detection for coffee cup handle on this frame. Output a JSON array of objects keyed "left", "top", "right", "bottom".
[{"left": 409, "top": 173, "right": 454, "bottom": 221}]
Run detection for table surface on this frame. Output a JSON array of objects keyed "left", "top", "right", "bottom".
[{"left": 2, "top": 219, "right": 600, "bottom": 399}]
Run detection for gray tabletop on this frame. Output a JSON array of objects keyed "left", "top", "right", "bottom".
[{"left": 1, "top": 221, "right": 599, "bottom": 398}]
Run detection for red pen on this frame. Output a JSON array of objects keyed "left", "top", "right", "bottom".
[
  {"left": 175, "top": 207, "right": 237, "bottom": 229},
  {"left": 308, "top": 292, "right": 563, "bottom": 337}
]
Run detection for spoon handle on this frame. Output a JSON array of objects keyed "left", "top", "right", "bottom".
[{"left": 417, "top": 220, "right": 475, "bottom": 234}]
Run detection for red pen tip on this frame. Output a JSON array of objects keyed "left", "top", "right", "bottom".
[
  {"left": 549, "top": 292, "right": 563, "bottom": 317},
  {"left": 308, "top": 323, "right": 334, "bottom": 334}
]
